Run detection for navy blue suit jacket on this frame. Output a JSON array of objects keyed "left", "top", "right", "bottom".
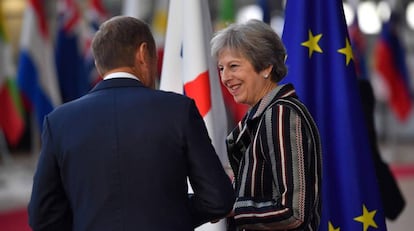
[{"left": 28, "top": 78, "right": 235, "bottom": 231}]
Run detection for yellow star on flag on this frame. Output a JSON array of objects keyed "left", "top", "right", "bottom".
[
  {"left": 354, "top": 204, "right": 378, "bottom": 231},
  {"left": 328, "top": 221, "right": 340, "bottom": 231},
  {"left": 337, "top": 38, "right": 354, "bottom": 66},
  {"left": 301, "top": 29, "right": 323, "bottom": 58}
]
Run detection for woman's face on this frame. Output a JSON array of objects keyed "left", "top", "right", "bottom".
[{"left": 217, "top": 48, "right": 272, "bottom": 106}]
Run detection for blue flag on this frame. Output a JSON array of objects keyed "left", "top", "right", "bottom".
[
  {"left": 257, "top": 0, "right": 270, "bottom": 24},
  {"left": 17, "top": 0, "right": 62, "bottom": 130},
  {"left": 281, "top": 1, "right": 388, "bottom": 231},
  {"left": 55, "top": 1, "right": 92, "bottom": 103}
]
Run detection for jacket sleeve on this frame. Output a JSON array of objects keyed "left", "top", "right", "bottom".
[
  {"left": 28, "top": 116, "right": 73, "bottom": 231},
  {"left": 183, "top": 99, "right": 235, "bottom": 228}
]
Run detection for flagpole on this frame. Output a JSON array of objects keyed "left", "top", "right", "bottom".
[
  {"left": 29, "top": 113, "right": 41, "bottom": 163},
  {"left": 0, "top": 129, "right": 12, "bottom": 166},
  {"left": 386, "top": 105, "right": 399, "bottom": 162}
]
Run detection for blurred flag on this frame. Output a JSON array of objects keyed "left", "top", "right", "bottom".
[
  {"left": 17, "top": 0, "right": 62, "bottom": 131},
  {"left": 282, "top": 0, "right": 388, "bottom": 231},
  {"left": 160, "top": 0, "right": 228, "bottom": 229},
  {"left": 374, "top": 14, "right": 412, "bottom": 122},
  {"left": 152, "top": 0, "right": 168, "bottom": 41},
  {"left": 0, "top": 6, "right": 25, "bottom": 146},
  {"left": 55, "top": 0, "right": 91, "bottom": 103},
  {"left": 216, "top": 0, "right": 235, "bottom": 29},
  {"left": 216, "top": 0, "right": 248, "bottom": 125},
  {"left": 84, "top": 0, "right": 110, "bottom": 86},
  {"left": 151, "top": 0, "right": 168, "bottom": 85},
  {"left": 122, "top": 0, "right": 151, "bottom": 20},
  {"left": 257, "top": 0, "right": 270, "bottom": 24},
  {"left": 87, "top": 0, "right": 108, "bottom": 26},
  {"left": 349, "top": 18, "right": 369, "bottom": 80},
  {"left": 159, "top": 0, "right": 182, "bottom": 93}
]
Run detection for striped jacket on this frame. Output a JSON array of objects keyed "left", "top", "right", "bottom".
[{"left": 226, "top": 84, "right": 322, "bottom": 231}]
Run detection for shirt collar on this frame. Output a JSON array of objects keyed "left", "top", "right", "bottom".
[
  {"left": 250, "top": 84, "right": 297, "bottom": 119},
  {"left": 103, "top": 72, "right": 140, "bottom": 81}
]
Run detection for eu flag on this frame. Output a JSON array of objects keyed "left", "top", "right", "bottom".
[{"left": 281, "top": 1, "right": 388, "bottom": 231}]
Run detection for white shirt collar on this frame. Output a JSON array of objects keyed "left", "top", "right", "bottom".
[{"left": 103, "top": 72, "right": 140, "bottom": 81}]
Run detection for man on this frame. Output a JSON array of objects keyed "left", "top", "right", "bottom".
[{"left": 28, "top": 16, "right": 235, "bottom": 231}]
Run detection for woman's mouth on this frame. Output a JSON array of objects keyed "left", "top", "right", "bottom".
[{"left": 227, "top": 84, "right": 241, "bottom": 95}]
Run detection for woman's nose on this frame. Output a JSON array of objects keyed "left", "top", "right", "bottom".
[{"left": 220, "top": 68, "right": 230, "bottom": 82}]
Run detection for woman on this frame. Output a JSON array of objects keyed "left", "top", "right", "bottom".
[{"left": 211, "top": 19, "right": 322, "bottom": 231}]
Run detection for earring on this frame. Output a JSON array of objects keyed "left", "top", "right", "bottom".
[{"left": 263, "top": 74, "right": 269, "bottom": 79}]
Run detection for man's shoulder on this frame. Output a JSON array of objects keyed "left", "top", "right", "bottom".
[{"left": 155, "top": 89, "right": 194, "bottom": 103}]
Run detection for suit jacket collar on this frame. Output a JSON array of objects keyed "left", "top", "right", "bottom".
[{"left": 89, "top": 78, "right": 145, "bottom": 93}]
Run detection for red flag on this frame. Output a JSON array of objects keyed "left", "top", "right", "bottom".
[
  {"left": 0, "top": 6, "right": 25, "bottom": 146},
  {"left": 374, "top": 16, "right": 412, "bottom": 122}
]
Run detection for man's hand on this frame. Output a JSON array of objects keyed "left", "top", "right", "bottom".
[{"left": 210, "top": 210, "right": 235, "bottom": 223}]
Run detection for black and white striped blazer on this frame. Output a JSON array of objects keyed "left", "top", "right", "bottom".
[{"left": 226, "top": 84, "right": 322, "bottom": 231}]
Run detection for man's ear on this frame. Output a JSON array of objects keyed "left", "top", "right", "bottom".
[
  {"left": 136, "top": 42, "right": 148, "bottom": 65},
  {"left": 94, "top": 61, "right": 104, "bottom": 76}
]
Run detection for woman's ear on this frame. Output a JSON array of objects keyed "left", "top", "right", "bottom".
[{"left": 261, "top": 65, "right": 273, "bottom": 77}]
